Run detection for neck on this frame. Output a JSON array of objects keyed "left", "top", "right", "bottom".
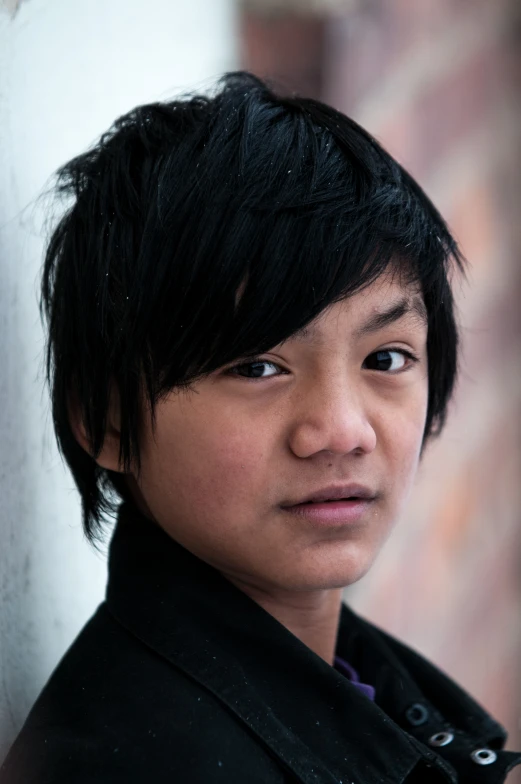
[{"left": 223, "top": 576, "right": 344, "bottom": 666}]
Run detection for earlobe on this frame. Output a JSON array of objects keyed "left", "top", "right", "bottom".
[{"left": 67, "top": 383, "right": 125, "bottom": 473}]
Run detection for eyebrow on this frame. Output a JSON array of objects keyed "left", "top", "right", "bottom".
[
  {"left": 355, "top": 295, "right": 428, "bottom": 338},
  {"left": 291, "top": 295, "right": 428, "bottom": 343}
]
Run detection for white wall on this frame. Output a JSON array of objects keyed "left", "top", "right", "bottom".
[{"left": 0, "top": 0, "right": 237, "bottom": 759}]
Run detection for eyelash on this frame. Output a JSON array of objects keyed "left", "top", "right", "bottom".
[{"left": 226, "top": 348, "right": 420, "bottom": 380}]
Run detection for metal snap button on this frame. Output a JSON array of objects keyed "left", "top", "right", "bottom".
[
  {"left": 470, "top": 749, "right": 497, "bottom": 765},
  {"left": 428, "top": 732, "right": 454, "bottom": 747},
  {"left": 405, "top": 703, "right": 429, "bottom": 727}
]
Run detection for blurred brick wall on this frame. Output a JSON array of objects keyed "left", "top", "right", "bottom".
[
  {"left": 241, "top": 0, "right": 521, "bottom": 755},
  {"left": 241, "top": 10, "right": 326, "bottom": 97}
]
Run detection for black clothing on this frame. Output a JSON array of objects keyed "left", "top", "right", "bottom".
[{"left": 1, "top": 502, "right": 520, "bottom": 783}]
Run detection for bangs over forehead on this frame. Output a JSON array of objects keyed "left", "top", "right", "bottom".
[
  {"left": 41, "top": 71, "right": 464, "bottom": 540},
  {"left": 148, "top": 77, "right": 458, "bottom": 384},
  {"left": 287, "top": 288, "right": 429, "bottom": 347}
]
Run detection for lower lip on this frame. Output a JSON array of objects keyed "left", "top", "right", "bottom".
[{"left": 281, "top": 499, "right": 373, "bottom": 526}]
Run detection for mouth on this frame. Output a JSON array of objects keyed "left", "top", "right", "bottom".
[
  {"left": 283, "top": 484, "right": 376, "bottom": 507},
  {"left": 300, "top": 496, "right": 360, "bottom": 504},
  {"left": 280, "top": 484, "right": 377, "bottom": 526}
]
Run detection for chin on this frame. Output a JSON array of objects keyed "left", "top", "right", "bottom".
[
  {"left": 316, "top": 539, "right": 379, "bottom": 586},
  {"left": 272, "top": 558, "right": 374, "bottom": 592},
  {"left": 314, "top": 568, "right": 371, "bottom": 591}
]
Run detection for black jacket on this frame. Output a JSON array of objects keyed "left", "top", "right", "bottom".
[{"left": 1, "top": 502, "right": 520, "bottom": 783}]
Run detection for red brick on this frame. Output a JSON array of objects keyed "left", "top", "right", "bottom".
[{"left": 240, "top": 10, "right": 325, "bottom": 99}]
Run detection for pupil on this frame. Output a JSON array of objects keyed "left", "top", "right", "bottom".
[
  {"left": 249, "top": 363, "right": 266, "bottom": 378},
  {"left": 375, "top": 351, "right": 392, "bottom": 371}
]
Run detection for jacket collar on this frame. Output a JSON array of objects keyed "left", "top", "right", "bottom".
[
  {"left": 105, "top": 503, "right": 459, "bottom": 784},
  {"left": 336, "top": 606, "right": 508, "bottom": 746}
]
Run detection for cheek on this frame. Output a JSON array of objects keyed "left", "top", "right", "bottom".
[
  {"left": 139, "top": 402, "right": 271, "bottom": 519},
  {"left": 382, "top": 393, "right": 427, "bottom": 494}
]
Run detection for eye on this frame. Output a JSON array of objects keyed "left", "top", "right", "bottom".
[
  {"left": 227, "top": 360, "right": 284, "bottom": 379},
  {"left": 363, "top": 348, "right": 417, "bottom": 373}
]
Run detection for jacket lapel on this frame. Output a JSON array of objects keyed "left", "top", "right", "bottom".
[
  {"left": 336, "top": 607, "right": 521, "bottom": 783},
  {"left": 106, "top": 503, "right": 452, "bottom": 784}
]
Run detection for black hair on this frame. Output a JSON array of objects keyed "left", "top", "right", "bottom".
[{"left": 41, "top": 71, "right": 465, "bottom": 544}]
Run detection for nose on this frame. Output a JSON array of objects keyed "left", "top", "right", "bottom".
[{"left": 287, "top": 372, "right": 377, "bottom": 459}]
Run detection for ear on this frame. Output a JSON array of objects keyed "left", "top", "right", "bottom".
[{"left": 68, "top": 382, "right": 125, "bottom": 472}]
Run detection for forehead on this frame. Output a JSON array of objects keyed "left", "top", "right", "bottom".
[{"left": 289, "top": 277, "right": 428, "bottom": 344}]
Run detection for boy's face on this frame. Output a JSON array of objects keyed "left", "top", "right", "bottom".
[{"left": 130, "top": 272, "right": 429, "bottom": 593}]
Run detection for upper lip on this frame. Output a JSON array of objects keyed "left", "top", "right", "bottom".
[{"left": 283, "top": 484, "right": 376, "bottom": 506}]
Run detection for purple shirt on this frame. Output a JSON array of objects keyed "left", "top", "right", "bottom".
[{"left": 334, "top": 655, "right": 376, "bottom": 701}]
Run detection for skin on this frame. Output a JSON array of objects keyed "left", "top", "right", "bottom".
[{"left": 73, "top": 272, "right": 429, "bottom": 666}]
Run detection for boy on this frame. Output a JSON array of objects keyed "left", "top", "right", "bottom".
[{"left": 1, "top": 71, "right": 519, "bottom": 783}]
